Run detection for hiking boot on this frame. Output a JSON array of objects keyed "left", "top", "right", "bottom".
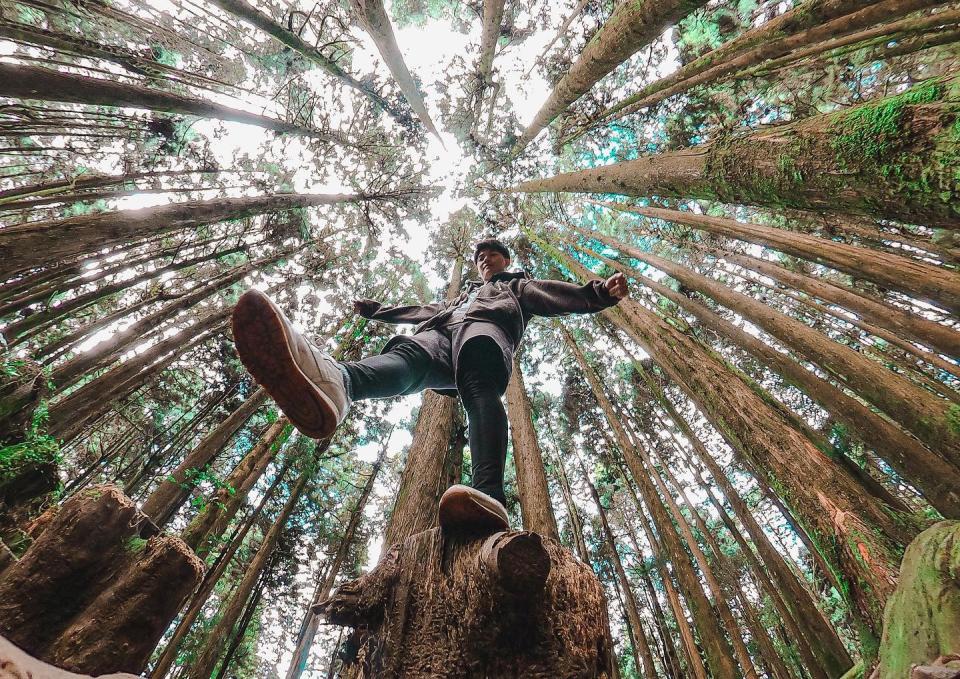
[
  {"left": 232, "top": 289, "right": 350, "bottom": 439},
  {"left": 438, "top": 484, "right": 509, "bottom": 533}
]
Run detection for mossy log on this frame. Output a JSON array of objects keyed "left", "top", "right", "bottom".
[
  {"left": 0, "top": 484, "right": 203, "bottom": 675},
  {"left": 877, "top": 520, "right": 960, "bottom": 678},
  {"left": 0, "top": 634, "right": 138, "bottom": 679},
  {"left": 315, "top": 527, "right": 615, "bottom": 678}
]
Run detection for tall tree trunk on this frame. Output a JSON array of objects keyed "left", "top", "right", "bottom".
[
  {"left": 514, "top": 75, "right": 960, "bottom": 228},
  {"left": 577, "top": 458, "right": 657, "bottom": 678},
  {"left": 204, "top": 0, "right": 404, "bottom": 122},
  {"left": 185, "top": 459, "right": 314, "bottom": 679},
  {"left": 546, "top": 429, "right": 591, "bottom": 563},
  {"left": 572, "top": 235, "right": 960, "bottom": 492},
  {"left": 595, "top": 200, "right": 960, "bottom": 315},
  {"left": 560, "top": 323, "right": 740, "bottom": 679},
  {"left": 512, "top": 0, "right": 709, "bottom": 152},
  {"left": 0, "top": 169, "right": 217, "bottom": 204},
  {"left": 0, "top": 191, "right": 358, "bottom": 280},
  {"left": 141, "top": 389, "right": 269, "bottom": 525},
  {"left": 180, "top": 420, "right": 290, "bottom": 555},
  {"left": 285, "top": 441, "right": 387, "bottom": 679},
  {"left": 470, "top": 0, "right": 506, "bottom": 134},
  {"left": 0, "top": 62, "right": 340, "bottom": 138},
  {"left": 548, "top": 241, "right": 912, "bottom": 634},
  {"left": 382, "top": 259, "right": 463, "bottom": 549},
  {"left": 150, "top": 462, "right": 291, "bottom": 679},
  {"left": 505, "top": 357, "right": 560, "bottom": 540},
  {"left": 571, "top": 0, "right": 939, "bottom": 138},
  {"left": 349, "top": 0, "right": 441, "bottom": 139},
  {"left": 49, "top": 249, "right": 299, "bottom": 390}
]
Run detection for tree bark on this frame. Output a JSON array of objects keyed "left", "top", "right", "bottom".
[
  {"left": 0, "top": 485, "right": 202, "bottom": 675},
  {"left": 349, "top": 0, "right": 441, "bottom": 138},
  {"left": 548, "top": 242, "right": 912, "bottom": 633},
  {"left": 505, "top": 358, "right": 560, "bottom": 541},
  {"left": 575, "top": 0, "right": 940, "bottom": 136},
  {"left": 180, "top": 419, "right": 290, "bottom": 555},
  {"left": 186, "top": 461, "right": 314, "bottom": 679},
  {"left": 0, "top": 62, "right": 338, "bottom": 138},
  {"left": 512, "top": 0, "right": 709, "bottom": 152},
  {"left": 596, "top": 200, "right": 960, "bottom": 315},
  {"left": 316, "top": 527, "right": 614, "bottom": 677},
  {"left": 141, "top": 388, "right": 269, "bottom": 525},
  {"left": 561, "top": 324, "right": 741, "bottom": 678},
  {"left": 470, "top": 0, "right": 507, "bottom": 134},
  {"left": 571, "top": 235, "right": 960, "bottom": 498},
  {"left": 514, "top": 75, "right": 960, "bottom": 229},
  {"left": 0, "top": 192, "right": 358, "bottom": 280}
]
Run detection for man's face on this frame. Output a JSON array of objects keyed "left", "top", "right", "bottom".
[{"left": 476, "top": 248, "right": 510, "bottom": 282}]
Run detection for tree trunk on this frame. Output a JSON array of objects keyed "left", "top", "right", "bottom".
[
  {"left": 0, "top": 191, "right": 358, "bottom": 280},
  {"left": 505, "top": 358, "right": 560, "bottom": 541},
  {"left": 286, "top": 444, "right": 387, "bottom": 679},
  {"left": 549, "top": 242, "right": 911, "bottom": 633},
  {"left": 514, "top": 75, "right": 960, "bottom": 229},
  {"left": 596, "top": 200, "right": 960, "bottom": 315},
  {"left": 512, "top": 0, "right": 709, "bottom": 152},
  {"left": 0, "top": 62, "right": 337, "bottom": 138},
  {"left": 204, "top": 0, "right": 404, "bottom": 122},
  {"left": 186, "top": 461, "right": 314, "bottom": 679},
  {"left": 0, "top": 485, "right": 202, "bottom": 675},
  {"left": 349, "top": 0, "right": 441, "bottom": 138},
  {"left": 578, "top": 460, "right": 657, "bottom": 678},
  {"left": 180, "top": 419, "right": 290, "bottom": 555},
  {"left": 141, "top": 388, "right": 268, "bottom": 525},
  {"left": 572, "top": 236, "right": 960, "bottom": 507},
  {"left": 576, "top": 0, "right": 939, "bottom": 136},
  {"left": 548, "top": 434, "right": 591, "bottom": 563},
  {"left": 560, "top": 324, "right": 740, "bottom": 679},
  {"left": 316, "top": 527, "right": 615, "bottom": 677},
  {"left": 383, "top": 259, "right": 463, "bottom": 548},
  {"left": 150, "top": 461, "right": 291, "bottom": 679},
  {"left": 470, "top": 0, "right": 507, "bottom": 134}
]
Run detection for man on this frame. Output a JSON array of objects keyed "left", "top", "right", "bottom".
[{"left": 232, "top": 238, "right": 628, "bottom": 532}]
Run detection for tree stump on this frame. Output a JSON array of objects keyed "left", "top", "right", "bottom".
[
  {"left": 315, "top": 527, "right": 615, "bottom": 678},
  {"left": 0, "top": 484, "right": 203, "bottom": 676},
  {"left": 877, "top": 520, "right": 960, "bottom": 679}
]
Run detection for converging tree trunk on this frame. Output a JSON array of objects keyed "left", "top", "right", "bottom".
[{"left": 514, "top": 75, "right": 960, "bottom": 228}]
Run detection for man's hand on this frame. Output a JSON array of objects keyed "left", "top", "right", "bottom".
[
  {"left": 352, "top": 299, "right": 379, "bottom": 317},
  {"left": 604, "top": 272, "right": 629, "bottom": 300}
]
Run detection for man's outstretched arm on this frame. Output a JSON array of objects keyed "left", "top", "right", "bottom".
[
  {"left": 517, "top": 272, "right": 628, "bottom": 317},
  {"left": 353, "top": 298, "right": 450, "bottom": 325}
]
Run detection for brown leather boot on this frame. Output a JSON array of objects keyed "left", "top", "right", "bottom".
[{"left": 232, "top": 289, "right": 350, "bottom": 439}]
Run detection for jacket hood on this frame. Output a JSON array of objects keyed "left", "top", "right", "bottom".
[{"left": 468, "top": 270, "right": 530, "bottom": 289}]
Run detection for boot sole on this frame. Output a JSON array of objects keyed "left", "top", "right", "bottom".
[{"left": 232, "top": 290, "right": 338, "bottom": 439}]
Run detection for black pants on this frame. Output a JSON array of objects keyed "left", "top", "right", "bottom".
[{"left": 340, "top": 339, "right": 509, "bottom": 505}]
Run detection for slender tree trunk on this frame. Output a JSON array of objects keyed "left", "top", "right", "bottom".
[
  {"left": 514, "top": 75, "right": 960, "bottom": 228},
  {"left": 142, "top": 389, "right": 269, "bottom": 525},
  {"left": 470, "top": 0, "right": 506, "bottom": 134},
  {"left": 525, "top": 0, "right": 590, "bottom": 77},
  {"left": 185, "top": 460, "right": 314, "bottom": 679},
  {"left": 577, "top": 459, "right": 657, "bottom": 679},
  {"left": 505, "top": 357, "right": 560, "bottom": 540},
  {"left": 285, "top": 441, "right": 387, "bottom": 679},
  {"left": 349, "top": 0, "right": 441, "bottom": 138},
  {"left": 0, "top": 169, "right": 217, "bottom": 204},
  {"left": 574, "top": 0, "right": 939, "bottom": 136},
  {"left": 180, "top": 420, "right": 290, "bottom": 554},
  {"left": 571, "top": 236, "right": 960, "bottom": 507},
  {"left": 150, "top": 463, "right": 291, "bottom": 679},
  {"left": 382, "top": 259, "right": 463, "bottom": 549},
  {"left": 560, "top": 323, "right": 740, "bottom": 679},
  {"left": 0, "top": 191, "right": 359, "bottom": 279},
  {"left": 549, "top": 242, "right": 912, "bottom": 634},
  {"left": 548, "top": 436, "right": 591, "bottom": 563},
  {"left": 0, "top": 63, "right": 337, "bottom": 138},
  {"left": 213, "top": 569, "right": 268, "bottom": 679},
  {"left": 595, "top": 200, "right": 960, "bottom": 315},
  {"left": 512, "top": 0, "right": 709, "bottom": 152},
  {"left": 204, "top": 0, "right": 404, "bottom": 122}
]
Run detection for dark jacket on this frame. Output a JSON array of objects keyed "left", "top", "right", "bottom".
[{"left": 357, "top": 270, "right": 618, "bottom": 394}]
